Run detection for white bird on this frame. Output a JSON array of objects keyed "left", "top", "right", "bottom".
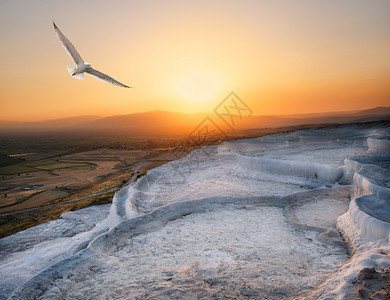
[{"left": 53, "top": 22, "right": 131, "bottom": 88}]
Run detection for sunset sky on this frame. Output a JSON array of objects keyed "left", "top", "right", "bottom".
[{"left": 0, "top": 0, "right": 389, "bottom": 121}]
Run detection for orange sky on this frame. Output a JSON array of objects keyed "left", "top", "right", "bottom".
[{"left": 0, "top": 0, "right": 389, "bottom": 121}]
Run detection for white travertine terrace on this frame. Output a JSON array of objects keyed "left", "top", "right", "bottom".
[{"left": 2, "top": 122, "right": 389, "bottom": 299}]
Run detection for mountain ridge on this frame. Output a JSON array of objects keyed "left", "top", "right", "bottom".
[{"left": 1, "top": 107, "right": 389, "bottom": 136}]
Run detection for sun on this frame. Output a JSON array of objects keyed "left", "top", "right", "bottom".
[{"left": 174, "top": 67, "right": 224, "bottom": 104}]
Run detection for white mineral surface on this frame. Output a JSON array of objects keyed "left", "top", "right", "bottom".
[{"left": 1, "top": 122, "right": 389, "bottom": 299}]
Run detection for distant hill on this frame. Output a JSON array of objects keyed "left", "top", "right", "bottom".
[
  {"left": 83, "top": 111, "right": 209, "bottom": 135},
  {"left": 39, "top": 115, "right": 102, "bottom": 128},
  {"left": 352, "top": 106, "right": 390, "bottom": 116},
  {"left": 0, "top": 107, "right": 389, "bottom": 136},
  {"left": 0, "top": 116, "right": 101, "bottom": 130},
  {"left": 238, "top": 107, "right": 390, "bottom": 129}
]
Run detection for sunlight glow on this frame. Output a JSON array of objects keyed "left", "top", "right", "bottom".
[{"left": 174, "top": 67, "right": 224, "bottom": 104}]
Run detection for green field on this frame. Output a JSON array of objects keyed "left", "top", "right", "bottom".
[
  {"left": 0, "top": 165, "right": 39, "bottom": 175},
  {"left": 0, "top": 153, "right": 22, "bottom": 168},
  {"left": 23, "top": 160, "right": 59, "bottom": 167},
  {"left": 0, "top": 160, "right": 94, "bottom": 175},
  {"left": 46, "top": 163, "right": 93, "bottom": 170}
]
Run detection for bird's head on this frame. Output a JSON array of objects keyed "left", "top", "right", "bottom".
[{"left": 85, "top": 62, "right": 92, "bottom": 68}]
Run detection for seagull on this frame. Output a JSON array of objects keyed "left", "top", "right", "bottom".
[{"left": 53, "top": 22, "right": 131, "bottom": 88}]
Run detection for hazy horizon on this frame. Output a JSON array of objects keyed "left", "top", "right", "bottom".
[{"left": 1, "top": 105, "right": 389, "bottom": 123}]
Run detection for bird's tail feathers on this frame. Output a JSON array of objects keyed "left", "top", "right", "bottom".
[
  {"left": 67, "top": 66, "right": 84, "bottom": 80},
  {"left": 73, "top": 73, "right": 85, "bottom": 80},
  {"left": 67, "top": 65, "right": 76, "bottom": 75}
]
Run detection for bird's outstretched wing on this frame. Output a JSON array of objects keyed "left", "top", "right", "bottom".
[
  {"left": 85, "top": 68, "right": 131, "bottom": 88},
  {"left": 53, "top": 22, "right": 84, "bottom": 65}
]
